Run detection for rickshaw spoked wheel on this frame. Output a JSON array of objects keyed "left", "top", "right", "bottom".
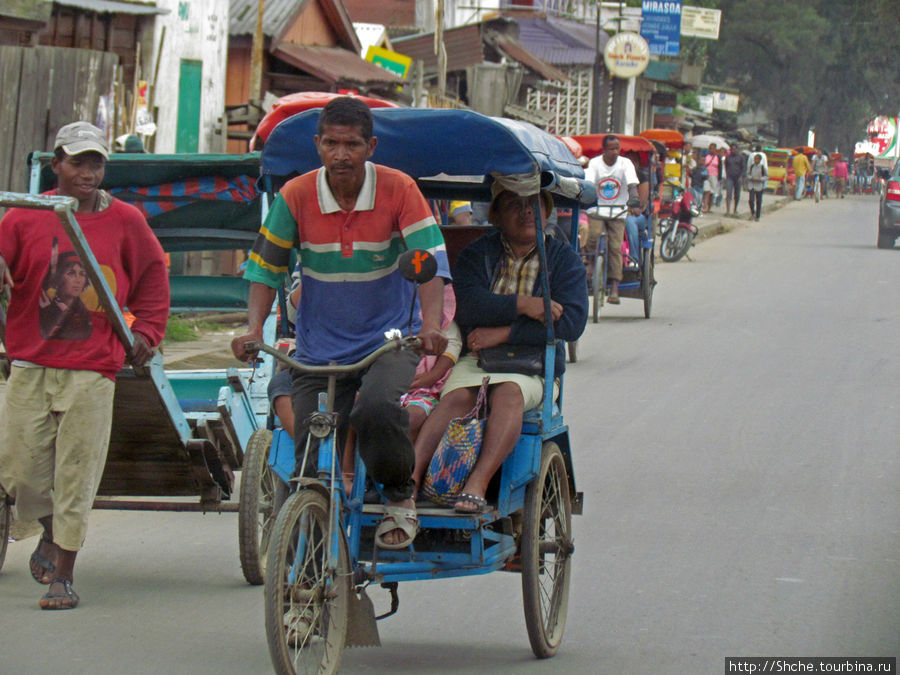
[
  {"left": 265, "top": 489, "right": 349, "bottom": 675},
  {"left": 0, "top": 484, "right": 10, "bottom": 572},
  {"left": 521, "top": 441, "right": 573, "bottom": 658},
  {"left": 641, "top": 248, "right": 655, "bottom": 319},
  {"left": 239, "top": 428, "right": 284, "bottom": 585}
]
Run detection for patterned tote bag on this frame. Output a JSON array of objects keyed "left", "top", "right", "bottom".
[{"left": 421, "top": 377, "right": 490, "bottom": 506}]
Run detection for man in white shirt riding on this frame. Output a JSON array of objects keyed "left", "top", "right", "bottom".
[{"left": 583, "top": 135, "right": 640, "bottom": 304}]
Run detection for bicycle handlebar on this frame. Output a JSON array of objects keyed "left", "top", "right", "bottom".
[{"left": 247, "top": 335, "right": 422, "bottom": 376}]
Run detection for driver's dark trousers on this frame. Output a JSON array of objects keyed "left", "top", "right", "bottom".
[{"left": 290, "top": 348, "right": 419, "bottom": 502}]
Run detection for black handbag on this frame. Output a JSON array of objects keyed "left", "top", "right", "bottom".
[{"left": 477, "top": 344, "right": 545, "bottom": 376}]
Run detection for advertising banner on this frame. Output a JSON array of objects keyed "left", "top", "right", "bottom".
[
  {"left": 681, "top": 5, "right": 722, "bottom": 39},
  {"left": 855, "top": 116, "right": 899, "bottom": 159},
  {"left": 640, "top": 0, "right": 683, "bottom": 56}
]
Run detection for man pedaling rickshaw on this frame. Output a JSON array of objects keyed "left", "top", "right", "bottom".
[{"left": 582, "top": 135, "right": 640, "bottom": 304}]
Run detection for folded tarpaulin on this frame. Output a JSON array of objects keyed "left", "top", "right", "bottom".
[{"left": 109, "top": 175, "right": 259, "bottom": 218}]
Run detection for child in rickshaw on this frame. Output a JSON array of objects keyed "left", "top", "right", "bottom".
[{"left": 411, "top": 184, "right": 587, "bottom": 513}]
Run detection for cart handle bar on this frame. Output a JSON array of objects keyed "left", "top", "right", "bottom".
[{"left": 246, "top": 335, "right": 422, "bottom": 376}]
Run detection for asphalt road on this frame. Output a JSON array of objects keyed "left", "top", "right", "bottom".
[{"left": 1, "top": 195, "right": 897, "bottom": 674}]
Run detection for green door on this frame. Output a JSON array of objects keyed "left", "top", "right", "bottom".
[{"left": 176, "top": 60, "right": 202, "bottom": 153}]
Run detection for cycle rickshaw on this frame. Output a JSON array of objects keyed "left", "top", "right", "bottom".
[
  {"left": 0, "top": 151, "right": 283, "bottom": 580},
  {"left": 239, "top": 107, "right": 596, "bottom": 673},
  {"left": 794, "top": 145, "right": 826, "bottom": 201},
  {"left": 570, "top": 133, "right": 657, "bottom": 321}
]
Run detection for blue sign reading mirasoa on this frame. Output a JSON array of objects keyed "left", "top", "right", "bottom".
[{"left": 640, "top": 0, "right": 682, "bottom": 56}]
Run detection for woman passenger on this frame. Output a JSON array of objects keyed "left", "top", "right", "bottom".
[{"left": 411, "top": 184, "right": 587, "bottom": 513}]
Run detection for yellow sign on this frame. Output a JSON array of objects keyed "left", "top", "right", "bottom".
[{"left": 365, "top": 46, "right": 412, "bottom": 79}]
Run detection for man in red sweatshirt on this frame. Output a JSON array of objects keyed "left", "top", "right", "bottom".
[{"left": 0, "top": 121, "right": 169, "bottom": 609}]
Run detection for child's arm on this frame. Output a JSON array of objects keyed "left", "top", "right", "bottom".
[{"left": 409, "top": 321, "right": 462, "bottom": 391}]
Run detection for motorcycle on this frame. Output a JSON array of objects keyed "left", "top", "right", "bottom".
[{"left": 659, "top": 180, "right": 700, "bottom": 262}]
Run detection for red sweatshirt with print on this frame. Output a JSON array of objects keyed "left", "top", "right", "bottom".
[{"left": 0, "top": 197, "right": 169, "bottom": 379}]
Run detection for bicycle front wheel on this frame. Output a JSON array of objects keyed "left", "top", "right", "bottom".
[
  {"left": 265, "top": 489, "right": 349, "bottom": 675},
  {"left": 814, "top": 179, "right": 821, "bottom": 203}
]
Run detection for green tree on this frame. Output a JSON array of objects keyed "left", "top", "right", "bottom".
[{"left": 705, "top": 0, "right": 900, "bottom": 153}]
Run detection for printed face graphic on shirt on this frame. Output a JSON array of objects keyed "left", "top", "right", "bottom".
[
  {"left": 38, "top": 238, "right": 93, "bottom": 341},
  {"left": 598, "top": 177, "right": 622, "bottom": 201}
]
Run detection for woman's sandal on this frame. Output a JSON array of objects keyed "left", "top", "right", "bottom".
[
  {"left": 39, "top": 578, "right": 79, "bottom": 610},
  {"left": 30, "top": 537, "right": 55, "bottom": 585},
  {"left": 453, "top": 492, "right": 488, "bottom": 514},
  {"left": 374, "top": 505, "right": 418, "bottom": 550}
]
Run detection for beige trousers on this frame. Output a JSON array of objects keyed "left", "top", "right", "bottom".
[
  {"left": 0, "top": 366, "right": 114, "bottom": 551},
  {"left": 584, "top": 214, "right": 626, "bottom": 281}
]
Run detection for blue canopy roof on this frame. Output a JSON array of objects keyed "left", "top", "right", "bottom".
[{"left": 261, "top": 108, "right": 595, "bottom": 206}]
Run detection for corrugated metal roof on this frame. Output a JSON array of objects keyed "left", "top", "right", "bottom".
[
  {"left": 392, "top": 24, "right": 484, "bottom": 75},
  {"left": 491, "top": 33, "right": 568, "bottom": 82},
  {"left": 230, "top": 0, "right": 306, "bottom": 37},
  {"left": 54, "top": 0, "right": 169, "bottom": 15},
  {"left": 516, "top": 16, "right": 603, "bottom": 66},
  {"left": 272, "top": 43, "right": 402, "bottom": 84}
]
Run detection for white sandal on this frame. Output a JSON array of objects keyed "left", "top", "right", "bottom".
[{"left": 374, "top": 505, "right": 418, "bottom": 550}]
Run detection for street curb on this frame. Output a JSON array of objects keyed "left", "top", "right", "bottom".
[{"left": 695, "top": 196, "right": 794, "bottom": 241}]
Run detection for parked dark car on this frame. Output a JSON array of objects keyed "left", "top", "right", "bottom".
[{"left": 877, "top": 159, "right": 900, "bottom": 249}]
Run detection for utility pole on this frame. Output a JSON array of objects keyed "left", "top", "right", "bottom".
[{"left": 249, "top": 0, "right": 265, "bottom": 105}]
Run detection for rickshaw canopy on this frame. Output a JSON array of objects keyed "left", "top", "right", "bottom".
[
  {"left": 569, "top": 134, "right": 655, "bottom": 162},
  {"left": 557, "top": 136, "right": 584, "bottom": 160},
  {"left": 262, "top": 108, "right": 596, "bottom": 206},
  {"left": 639, "top": 128, "right": 684, "bottom": 149},
  {"left": 793, "top": 145, "right": 823, "bottom": 157},
  {"left": 251, "top": 91, "right": 400, "bottom": 150},
  {"left": 29, "top": 152, "right": 263, "bottom": 252}
]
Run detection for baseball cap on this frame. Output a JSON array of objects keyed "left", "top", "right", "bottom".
[{"left": 54, "top": 122, "right": 109, "bottom": 159}]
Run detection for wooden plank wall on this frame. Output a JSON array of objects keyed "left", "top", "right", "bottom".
[{"left": 0, "top": 46, "right": 118, "bottom": 192}]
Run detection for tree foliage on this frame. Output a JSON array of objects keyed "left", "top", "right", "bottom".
[{"left": 703, "top": 0, "right": 900, "bottom": 153}]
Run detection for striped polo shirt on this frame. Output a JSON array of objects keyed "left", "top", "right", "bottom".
[{"left": 244, "top": 162, "right": 449, "bottom": 365}]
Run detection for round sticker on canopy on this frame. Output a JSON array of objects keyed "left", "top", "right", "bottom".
[{"left": 603, "top": 32, "right": 650, "bottom": 79}]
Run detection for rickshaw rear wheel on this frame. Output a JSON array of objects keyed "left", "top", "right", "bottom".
[
  {"left": 642, "top": 248, "right": 654, "bottom": 319},
  {"left": 0, "top": 485, "right": 10, "bottom": 572},
  {"left": 239, "top": 428, "right": 281, "bottom": 585},
  {"left": 522, "top": 441, "right": 573, "bottom": 658},
  {"left": 265, "top": 489, "right": 349, "bottom": 675}
]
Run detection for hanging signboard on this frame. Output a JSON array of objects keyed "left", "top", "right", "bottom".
[
  {"left": 365, "top": 45, "right": 412, "bottom": 79},
  {"left": 681, "top": 5, "right": 722, "bottom": 39},
  {"left": 603, "top": 32, "right": 651, "bottom": 79},
  {"left": 640, "top": 0, "right": 683, "bottom": 56},
  {"left": 712, "top": 92, "right": 740, "bottom": 112}
]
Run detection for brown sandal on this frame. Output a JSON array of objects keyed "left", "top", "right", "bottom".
[{"left": 39, "top": 578, "right": 79, "bottom": 610}]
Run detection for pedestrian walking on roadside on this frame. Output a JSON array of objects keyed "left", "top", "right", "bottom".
[
  {"left": 746, "top": 153, "right": 768, "bottom": 221},
  {"left": 0, "top": 121, "right": 170, "bottom": 610},
  {"left": 702, "top": 143, "right": 721, "bottom": 213},
  {"left": 792, "top": 151, "right": 811, "bottom": 200},
  {"left": 690, "top": 149, "right": 706, "bottom": 206},
  {"left": 832, "top": 155, "right": 849, "bottom": 198},
  {"left": 724, "top": 146, "right": 747, "bottom": 216}
]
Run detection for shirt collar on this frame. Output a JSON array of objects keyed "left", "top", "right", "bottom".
[
  {"left": 316, "top": 161, "right": 377, "bottom": 214},
  {"left": 500, "top": 234, "right": 537, "bottom": 261}
]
